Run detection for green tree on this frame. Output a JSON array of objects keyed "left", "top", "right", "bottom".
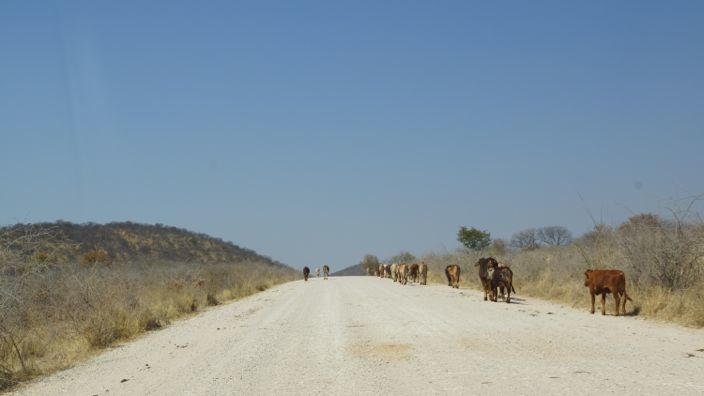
[{"left": 457, "top": 226, "right": 491, "bottom": 250}]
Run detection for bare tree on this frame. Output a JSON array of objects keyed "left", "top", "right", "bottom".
[
  {"left": 359, "top": 254, "right": 380, "bottom": 275},
  {"left": 537, "top": 226, "right": 573, "bottom": 246},
  {"left": 617, "top": 209, "right": 704, "bottom": 290},
  {"left": 510, "top": 229, "right": 540, "bottom": 250},
  {"left": 387, "top": 251, "right": 416, "bottom": 264}
]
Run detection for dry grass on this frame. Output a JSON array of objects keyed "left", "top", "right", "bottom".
[{"left": 0, "top": 259, "right": 296, "bottom": 390}]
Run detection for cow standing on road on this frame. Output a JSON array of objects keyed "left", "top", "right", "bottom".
[
  {"left": 323, "top": 265, "right": 330, "bottom": 280},
  {"left": 409, "top": 263, "right": 420, "bottom": 283},
  {"left": 316, "top": 267, "right": 320, "bottom": 277},
  {"left": 397, "top": 264, "right": 409, "bottom": 285},
  {"left": 584, "top": 269, "right": 632, "bottom": 316},
  {"left": 490, "top": 263, "right": 514, "bottom": 303},
  {"left": 419, "top": 262, "right": 428, "bottom": 285},
  {"left": 475, "top": 257, "right": 496, "bottom": 300},
  {"left": 303, "top": 267, "right": 310, "bottom": 282},
  {"left": 445, "top": 265, "right": 461, "bottom": 289}
]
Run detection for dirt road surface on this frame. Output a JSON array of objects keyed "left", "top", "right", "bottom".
[{"left": 13, "top": 277, "right": 704, "bottom": 395}]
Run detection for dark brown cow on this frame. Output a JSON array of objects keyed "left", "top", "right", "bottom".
[
  {"left": 303, "top": 266, "right": 310, "bottom": 281},
  {"left": 323, "top": 265, "right": 330, "bottom": 280},
  {"left": 409, "top": 263, "right": 420, "bottom": 283},
  {"left": 490, "top": 262, "right": 514, "bottom": 303},
  {"left": 419, "top": 262, "right": 428, "bottom": 285},
  {"left": 584, "top": 269, "right": 632, "bottom": 316},
  {"left": 475, "top": 257, "right": 497, "bottom": 301},
  {"left": 445, "top": 264, "right": 461, "bottom": 288},
  {"left": 495, "top": 261, "right": 516, "bottom": 301}
]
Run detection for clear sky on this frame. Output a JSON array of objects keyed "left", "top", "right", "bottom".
[{"left": 1, "top": 1, "right": 703, "bottom": 270}]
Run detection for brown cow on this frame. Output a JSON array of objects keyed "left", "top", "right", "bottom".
[
  {"left": 475, "top": 257, "right": 497, "bottom": 301},
  {"left": 397, "top": 264, "right": 409, "bottom": 285},
  {"left": 419, "top": 262, "right": 428, "bottom": 285},
  {"left": 445, "top": 264, "right": 461, "bottom": 288},
  {"left": 303, "top": 266, "right": 310, "bottom": 282},
  {"left": 391, "top": 263, "right": 398, "bottom": 282},
  {"left": 495, "top": 261, "right": 516, "bottom": 301},
  {"left": 409, "top": 263, "right": 420, "bottom": 283},
  {"left": 490, "top": 262, "right": 514, "bottom": 303},
  {"left": 584, "top": 269, "right": 632, "bottom": 316},
  {"left": 323, "top": 265, "right": 330, "bottom": 280}
]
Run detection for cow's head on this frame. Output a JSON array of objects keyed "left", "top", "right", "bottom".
[
  {"left": 487, "top": 257, "right": 499, "bottom": 269},
  {"left": 584, "top": 269, "right": 593, "bottom": 286}
]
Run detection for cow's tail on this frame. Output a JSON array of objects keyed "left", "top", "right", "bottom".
[
  {"left": 511, "top": 284, "right": 516, "bottom": 294},
  {"left": 625, "top": 292, "right": 632, "bottom": 302}
]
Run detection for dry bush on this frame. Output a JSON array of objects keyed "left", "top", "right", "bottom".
[{"left": 81, "top": 248, "right": 111, "bottom": 267}]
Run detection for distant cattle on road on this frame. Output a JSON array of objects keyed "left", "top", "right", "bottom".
[
  {"left": 419, "top": 262, "right": 428, "bottom": 285},
  {"left": 323, "top": 265, "right": 330, "bottom": 280},
  {"left": 409, "top": 263, "right": 420, "bottom": 283},
  {"left": 397, "top": 264, "right": 409, "bottom": 285},
  {"left": 303, "top": 267, "right": 310, "bottom": 282},
  {"left": 445, "top": 265, "right": 461, "bottom": 289},
  {"left": 584, "top": 269, "right": 632, "bottom": 316},
  {"left": 391, "top": 263, "right": 398, "bottom": 282},
  {"left": 316, "top": 267, "right": 320, "bottom": 277}
]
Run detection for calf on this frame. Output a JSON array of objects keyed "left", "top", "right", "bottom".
[
  {"left": 584, "top": 269, "right": 632, "bottom": 316},
  {"left": 490, "top": 263, "right": 514, "bottom": 303},
  {"left": 496, "top": 262, "right": 516, "bottom": 301},
  {"left": 419, "top": 262, "right": 428, "bottom": 285},
  {"left": 303, "top": 266, "right": 310, "bottom": 282},
  {"left": 445, "top": 264, "right": 461, "bottom": 288}
]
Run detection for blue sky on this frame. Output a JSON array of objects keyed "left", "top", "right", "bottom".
[{"left": 1, "top": 1, "right": 703, "bottom": 270}]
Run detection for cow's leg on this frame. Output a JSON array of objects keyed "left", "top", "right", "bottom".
[
  {"left": 601, "top": 293, "right": 606, "bottom": 315},
  {"left": 621, "top": 291, "right": 627, "bottom": 315},
  {"left": 613, "top": 293, "right": 621, "bottom": 316},
  {"left": 506, "top": 285, "right": 511, "bottom": 303},
  {"left": 590, "top": 291, "right": 595, "bottom": 314}
]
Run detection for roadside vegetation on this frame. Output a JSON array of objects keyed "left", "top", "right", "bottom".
[
  {"left": 358, "top": 205, "right": 704, "bottom": 328},
  {"left": 0, "top": 222, "right": 297, "bottom": 390},
  {"left": 440, "top": 211, "right": 703, "bottom": 327}
]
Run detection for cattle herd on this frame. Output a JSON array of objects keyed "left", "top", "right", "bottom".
[{"left": 302, "top": 259, "right": 633, "bottom": 316}]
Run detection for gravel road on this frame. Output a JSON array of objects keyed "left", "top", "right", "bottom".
[{"left": 12, "top": 277, "right": 704, "bottom": 395}]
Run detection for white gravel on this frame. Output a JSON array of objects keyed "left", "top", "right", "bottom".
[{"left": 12, "top": 276, "right": 704, "bottom": 395}]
